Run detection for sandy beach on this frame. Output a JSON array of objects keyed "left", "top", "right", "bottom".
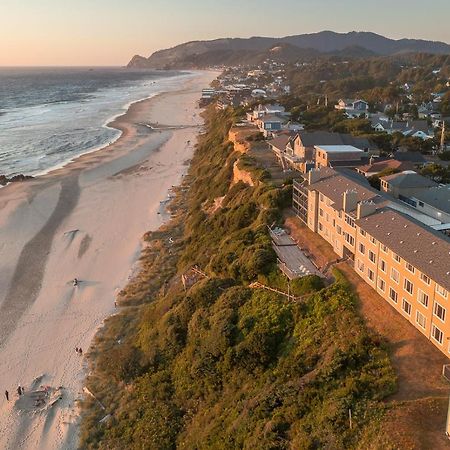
[{"left": 0, "top": 70, "right": 218, "bottom": 450}]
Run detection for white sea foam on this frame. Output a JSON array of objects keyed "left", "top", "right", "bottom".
[{"left": 0, "top": 69, "right": 196, "bottom": 177}]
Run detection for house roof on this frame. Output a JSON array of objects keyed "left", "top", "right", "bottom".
[
  {"left": 357, "top": 208, "right": 450, "bottom": 291},
  {"left": 391, "top": 151, "right": 427, "bottom": 163},
  {"left": 357, "top": 159, "right": 414, "bottom": 174},
  {"left": 296, "top": 131, "right": 372, "bottom": 150},
  {"left": 268, "top": 135, "right": 291, "bottom": 152},
  {"left": 381, "top": 171, "right": 439, "bottom": 189},
  {"left": 409, "top": 120, "right": 430, "bottom": 133},
  {"left": 260, "top": 114, "right": 285, "bottom": 123},
  {"left": 412, "top": 185, "right": 450, "bottom": 214}
]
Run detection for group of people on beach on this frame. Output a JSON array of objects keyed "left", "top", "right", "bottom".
[
  {"left": 4, "top": 385, "right": 24, "bottom": 402},
  {"left": 75, "top": 347, "right": 83, "bottom": 355}
]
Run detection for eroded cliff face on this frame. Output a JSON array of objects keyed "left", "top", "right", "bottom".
[
  {"left": 228, "top": 128, "right": 251, "bottom": 154},
  {"left": 232, "top": 160, "right": 255, "bottom": 187}
]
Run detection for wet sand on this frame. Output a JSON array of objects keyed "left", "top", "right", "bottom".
[{"left": 0, "top": 70, "right": 218, "bottom": 450}]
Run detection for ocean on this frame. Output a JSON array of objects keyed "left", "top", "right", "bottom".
[{"left": 0, "top": 67, "right": 191, "bottom": 176}]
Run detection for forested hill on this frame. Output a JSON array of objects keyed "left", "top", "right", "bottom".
[{"left": 128, "top": 31, "right": 450, "bottom": 69}]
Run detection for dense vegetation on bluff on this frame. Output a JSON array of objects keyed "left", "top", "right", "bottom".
[{"left": 80, "top": 108, "right": 397, "bottom": 449}]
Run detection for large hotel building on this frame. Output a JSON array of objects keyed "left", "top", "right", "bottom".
[{"left": 293, "top": 167, "right": 450, "bottom": 356}]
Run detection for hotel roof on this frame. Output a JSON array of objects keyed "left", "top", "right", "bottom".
[
  {"left": 307, "top": 170, "right": 381, "bottom": 211},
  {"left": 357, "top": 208, "right": 450, "bottom": 291}
]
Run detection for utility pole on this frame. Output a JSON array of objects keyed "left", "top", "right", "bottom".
[{"left": 440, "top": 121, "right": 446, "bottom": 154}]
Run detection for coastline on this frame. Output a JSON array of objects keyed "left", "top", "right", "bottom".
[
  {"left": 0, "top": 69, "right": 219, "bottom": 450},
  {"left": 32, "top": 71, "right": 197, "bottom": 179}
]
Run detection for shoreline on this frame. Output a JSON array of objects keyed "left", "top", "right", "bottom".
[
  {"left": 1, "top": 70, "right": 197, "bottom": 180},
  {"left": 0, "top": 69, "right": 219, "bottom": 450}
]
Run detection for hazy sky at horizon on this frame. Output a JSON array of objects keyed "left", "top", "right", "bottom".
[{"left": 1, "top": 0, "right": 449, "bottom": 66}]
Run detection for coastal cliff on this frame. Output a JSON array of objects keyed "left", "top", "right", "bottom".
[{"left": 79, "top": 106, "right": 400, "bottom": 449}]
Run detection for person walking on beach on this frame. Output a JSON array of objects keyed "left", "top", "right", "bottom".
[
  {"left": 5, "top": 390, "right": 9, "bottom": 401},
  {"left": 78, "top": 348, "right": 83, "bottom": 356},
  {"left": 17, "top": 386, "right": 22, "bottom": 396}
]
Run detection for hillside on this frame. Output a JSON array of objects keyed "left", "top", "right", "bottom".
[
  {"left": 79, "top": 108, "right": 400, "bottom": 449},
  {"left": 128, "top": 31, "right": 450, "bottom": 69}
]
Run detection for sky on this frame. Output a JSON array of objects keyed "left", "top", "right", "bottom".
[{"left": 1, "top": 0, "right": 450, "bottom": 66}]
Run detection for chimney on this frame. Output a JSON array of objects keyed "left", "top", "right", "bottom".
[
  {"left": 308, "top": 168, "right": 321, "bottom": 185},
  {"left": 343, "top": 190, "right": 358, "bottom": 213},
  {"left": 357, "top": 201, "right": 377, "bottom": 219}
]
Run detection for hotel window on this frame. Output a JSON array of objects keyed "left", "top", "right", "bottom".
[
  {"left": 368, "top": 269, "right": 375, "bottom": 282},
  {"left": 404, "top": 279, "right": 414, "bottom": 295},
  {"left": 420, "top": 273, "right": 431, "bottom": 285},
  {"left": 405, "top": 262, "right": 415, "bottom": 274},
  {"left": 378, "top": 278, "right": 386, "bottom": 292},
  {"left": 391, "top": 268, "right": 400, "bottom": 284},
  {"left": 344, "top": 232, "right": 354, "bottom": 246},
  {"left": 379, "top": 260, "right": 386, "bottom": 273},
  {"left": 393, "top": 253, "right": 401, "bottom": 263},
  {"left": 368, "top": 251, "right": 376, "bottom": 263},
  {"left": 357, "top": 259, "right": 365, "bottom": 273},
  {"left": 436, "top": 284, "right": 448, "bottom": 299},
  {"left": 360, "top": 229, "right": 366, "bottom": 237},
  {"left": 434, "top": 302, "right": 446, "bottom": 322},
  {"left": 319, "top": 208, "right": 324, "bottom": 217},
  {"left": 389, "top": 288, "right": 398, "bottom": 303},
  {"left": 345, "top": 215, "right": 355, "bottom": 228},
  {"left": 318, "top": 223, "right": 323, "bottom": 231},
  {"left": 402, "top": 299, "right": 412, "bottom": 316},
  {"left": 380, "top": 244, "right": 388, "bottom": 253},
  {"left": 418, "top": 290, "right": 429, "bottom": 307},
  {"left": 320, "top": 193, "right": 324, "bottom": 201},
  {"left": 431, "top": 325, "right": 443, "bottom": 345},
  {"left": 416, "top": 311, "right": 426, "bottom": 329},
  {"left": 336, "top": 225, "right": 342, "bottom": 235},
  {"left": 359, "top": 243, "right": 366, "bottom": 255},
  {"left": 369, "top": 236, "right": 376, "bottom": 244}
]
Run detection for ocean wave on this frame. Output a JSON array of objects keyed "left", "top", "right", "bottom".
[{"left": 0, "top": 69, "right": 194, "bottom": 176}]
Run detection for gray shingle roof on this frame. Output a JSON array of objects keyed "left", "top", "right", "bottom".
[
  {"left": 412, "top": 185, "right": 450, "bottom": 214},
  {"left": 357, "top": 208, "right": 450, "bottom": 291},
  {"left": 381, "top": 171, "right": 439, "bottom": 189},
  {"left": 297, "top": 131, "right": 372, "bottom": 150},
  {"left": 307, "top": 170, "right": 380, "bottom": 211}
]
